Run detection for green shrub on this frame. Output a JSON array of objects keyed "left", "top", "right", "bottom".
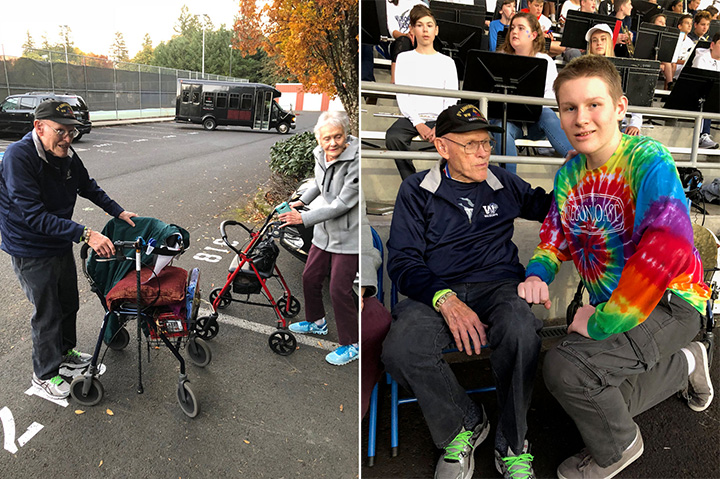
[{"left": 269, "top": 131, "right": 317, "bottom": 182}]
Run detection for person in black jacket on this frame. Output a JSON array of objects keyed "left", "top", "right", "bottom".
[
  {"left": 383, "top": 103, "right": 552, "bottom": 479},
  {"left": 0, "top": 100, "right": 136, "bottom": 400}
]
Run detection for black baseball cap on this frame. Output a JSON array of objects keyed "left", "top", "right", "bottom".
[
  {"left": 435, "top": 103, "right": 503, "bottom": 137},
  {"left": 34, "top": 100, "right": 83, "bottom": 126}
]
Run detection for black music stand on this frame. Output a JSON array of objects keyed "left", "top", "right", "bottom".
[
  {"left": 430, "top": 0, "right": 488, "bottom": 25},
  {"left": 608, "top": 57, "right": 661, "bottom": 106},
  {"left": 634, "top": 22, "right": 680, "bottom": 62},
  {"left": 630, "top": 0, "right": 663, "bottom": 29},
  {"left": 436, "top": 20, "right": 485, "bottom": 79},
  {"left": 562, "top": 10, "right": 617, "bottom": 49},
  {"left": 709, "top": 20, "right": 720, "bottom": 39},
  {"left": 664, "top": 66, "right": 720, "bottom": 120},
  {"left": 663, "top": 11, "right": 684, "bottom": 29},
  {"left": 462, "top": 50, "right": 547, "bottom": 155}
]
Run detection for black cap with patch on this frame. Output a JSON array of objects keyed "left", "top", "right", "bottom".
[
  {"left": 34, "top": 100, "right": 83, "bottom": 126},
  {"left": 435, "top": 103, "right": 503, "bottom": 137}
]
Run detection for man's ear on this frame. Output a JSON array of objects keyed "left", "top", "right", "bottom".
[
  {"left": 616, "top": 95, "right": 629, "bottom": 121},
  {"left": 434, "top": 137, "right": 451, "bottom": 160}
]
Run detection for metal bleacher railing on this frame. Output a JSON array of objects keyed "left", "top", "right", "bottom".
[{"left": 361, "top": 81, "right": 720, "bottom": 168}]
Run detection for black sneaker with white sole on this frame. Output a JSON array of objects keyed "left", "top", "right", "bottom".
[{"left": 60, "top": 349, "right": 92, "bottom": 370}]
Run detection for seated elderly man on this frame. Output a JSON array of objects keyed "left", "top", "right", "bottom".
[{"left": 383, "top": 103, "right": 553, "bottom": 479}]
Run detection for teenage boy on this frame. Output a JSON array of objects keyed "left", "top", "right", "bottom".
[
  {"left": 490, "top": 0, "right": 517, "bottom": 51},
  {"left": 386, "top": 4, "right": 458, "bottom": 180},
  {"left": 523, "top": 0, "right": 553, "bottom": 32},
  {"left": 384, "top": 103, "right": 552, "bottom": 479},
  {"left": 518, "top": 55, "right": 713, "bottom": 479},
  {"left": 688, "top": 10, "right": 711, "bottom": 42},
  {"left": 692, "top": 32, "right": 720, "bottom": 149},
  {"left": 672, "top": 14, "right": 696, "bottom": 83},
  {"left": 614, "top": 0, "right": 634, "bottom": 57}
]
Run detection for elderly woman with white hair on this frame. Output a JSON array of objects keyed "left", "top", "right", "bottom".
[{"left": 278, "top": 111, "right": 359, "bottom": 365}]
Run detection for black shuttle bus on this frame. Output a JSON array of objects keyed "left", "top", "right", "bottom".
[{"left": 175, "top": 79, "right": 296, "bottom": 134}]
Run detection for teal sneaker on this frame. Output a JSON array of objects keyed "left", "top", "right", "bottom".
[
  {"left": 434, "top": 406, "right": 490, "bottom": 479},
  {"left": 325, "top": 344, "right": 358, "bottom": 365},
  {"left": 60, "top": 349, "right": 92, "bottom": 369},
  {"left": 289, "top": 321, "right": 328, "bottom": 336},
  {"left": 495, "top": 442, "right": 535, "bottom": 479}
]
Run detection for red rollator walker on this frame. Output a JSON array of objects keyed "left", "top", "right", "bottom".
[{"left": 196, "top": 205, "right": 302, "bottom": 355}]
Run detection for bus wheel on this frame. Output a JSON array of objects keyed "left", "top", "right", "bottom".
[
  {"left": 277, "top": 122, "right": 290, "bottom": 134},
  {"left": 203, "top": 117, "right": 217, "bottom": 131}
]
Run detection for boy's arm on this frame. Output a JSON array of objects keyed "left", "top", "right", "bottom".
[{"left": 588, "top": 145, "right": 704, "bottom": 339}]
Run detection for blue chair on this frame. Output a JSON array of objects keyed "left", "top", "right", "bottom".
[
  {"left": 366, "top": 226, "right": 384, "bottom": 466},
  {"left": 387, "top": 281, "right": 496, "bottom": 457}
]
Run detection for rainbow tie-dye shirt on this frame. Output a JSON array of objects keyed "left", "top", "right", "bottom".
[{"left": 526, "top": 135, "right": 709, "bottom": 340}]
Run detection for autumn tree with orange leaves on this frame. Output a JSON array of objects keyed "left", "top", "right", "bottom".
[{"left": 234, "top": 0, "right": 358, "bottom": 133}]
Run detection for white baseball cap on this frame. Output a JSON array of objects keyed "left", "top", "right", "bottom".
[{"left": 585, "top": 23, "right": 614, "bottom": 43}]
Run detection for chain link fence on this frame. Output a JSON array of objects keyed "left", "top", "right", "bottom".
[{"left": 0, "top": 49, "right": 248, "bottom": 120}]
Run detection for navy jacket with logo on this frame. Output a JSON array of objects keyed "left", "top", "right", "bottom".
[
  {"left": 387, "top": 161, "right": 552, "bottom": 307},
  {"left": 0, "top": 131, "right": 124, "bottom": 258}
]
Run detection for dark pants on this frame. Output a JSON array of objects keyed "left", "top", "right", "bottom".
[
  {"left": 543, "top": 292, "right": 701, "bottom": 467},
  {"left": 382, "top": 279, "right": 542, "bottom": 453},
  {"left": 12, "top": 251, "right": 79, "bottom": 380},
  {"left": 302, "top": 245, "right": 358, "bottom": 345},
  {"left": 386, "top": 118, "right": 437, "bottom": 180},
  {"left": 361, "top": 296, "right": 393, "bottom": 417}
]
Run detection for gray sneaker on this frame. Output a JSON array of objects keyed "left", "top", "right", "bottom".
[
  {"left": 495, "top": 441, "right": 535, "bottom": 479},
  {"left": 557, "top": 425, "right": 643, "bottom": 479},
  {"left": 434, "top": 406, "right": 490, "bottom": 479},
  {"left": 699, "top": 133, "right": 719, "bottom": 149},
  {"left": 60, "top": 349, "right": 92, "bottom": 370},
  {"left": 687, "top": 341, "right": 714, "bottom": 412},
  {"left": 32, "top": 374, "right": 70, "bottom": 399}
]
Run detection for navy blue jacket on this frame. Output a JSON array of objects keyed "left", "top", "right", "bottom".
[
  {"left": 387, "top": 161, "right": 552, "bottom": 306},
  {"left": 0, "top": 131, "right": 124, "bottom": 258}
]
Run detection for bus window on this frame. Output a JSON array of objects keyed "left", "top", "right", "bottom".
[
  {"left": 203, "top": 92, "right": 214, "bottom": 107},
  {"left": 240, "top": 94, "right": 252, "bottom": 110},
  {"left": 182, "top": 85, "right": 191, "bottom": 103},
  {"left": 191, "top": 86, "right": 201, "bottom": 104},
  {"left": 229, "top": 93, "right": 240, "bottom": 109},
  {"left": 216, "top": 92, "right": 228, "bottom": 109}
]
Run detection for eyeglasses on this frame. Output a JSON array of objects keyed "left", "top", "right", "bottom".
[
  {"left": 44, "top": 124, "right": 80, "bottom": 139},
  {"left": 442, "top": 136, "right": 495, "bottom": 154}
]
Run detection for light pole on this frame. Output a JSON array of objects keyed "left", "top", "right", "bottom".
[
  {"left": 60, "top": 25, "right": 70, "bottom": 87},
  {"left": 195, "top": 14, "right": 210, "bottom": 76},
  {"left": 229, "top": 44, "right": 233, "bottom": 77}
]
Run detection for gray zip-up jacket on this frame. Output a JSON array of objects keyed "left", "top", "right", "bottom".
[{"left": 299, "top": 135, "right": 359, "bottom": 254}]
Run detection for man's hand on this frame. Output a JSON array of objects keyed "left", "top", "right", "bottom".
[
  {"left": 624, "top": 126, "right": 640, "bottom": 136},
  {"left": 289, "top": 200, "right": 304, "bottom": 209},
  {"left": 438, "top": 295, "right": 487, "bottom": 355},
  {"left": 567, "top": 304, "right": 594, "bottom": 338},
  {"left": 88, "top": 230, "right": 115, "bottom": 258},
  {"left": 279, "top": 208, "right": 303, "bottom": 227},
  {"left": 415, "top": 123, "right": 436, "bottom": 142},
  {"left": 119, "top": 210, "right": 137, "bottom": 227},
  {"left": 517, "top": 276, "right": 552, "bottom": 309}
]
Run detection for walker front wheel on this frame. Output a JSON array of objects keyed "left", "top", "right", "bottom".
[
  {"left": 209, "top": 288, "right": 232, "bottom": 310},
  {"left": 277, "top": 296, "right": 301, "bottom": 318},
  {"left": 70, "top": 376, "right": 104, "bottom": 406},
  {"left": 177, "top": 381, "right": 199, "bottom": 418},
  {"left": 268, "top": 331, "right": 297, "bottom": 356},
  {"left": 195, "top": 315, "right": 219, "bottom": 340}
]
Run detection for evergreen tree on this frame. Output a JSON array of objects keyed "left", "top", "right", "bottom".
[
  {"left": 110, "top": 32, "right": 129, "bottom": 63},
  {"left": 132, "top": 33, "right": 154, "bottom": 65}
]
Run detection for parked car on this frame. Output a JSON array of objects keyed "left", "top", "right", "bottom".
[{"left": 0, "top": 92, "right": 92, "bottom": 140}]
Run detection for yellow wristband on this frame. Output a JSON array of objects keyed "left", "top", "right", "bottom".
[{"left": 433, "top": 289, "right": 456, "bottom": 312}]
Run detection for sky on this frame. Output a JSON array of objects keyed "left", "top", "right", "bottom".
[{"left": 0, "top": 0, "right": 243, "bottom": 59}]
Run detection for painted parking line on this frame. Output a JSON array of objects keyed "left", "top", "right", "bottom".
[{"left": 203, "top": 309, "right": 340, "bottom": 352}]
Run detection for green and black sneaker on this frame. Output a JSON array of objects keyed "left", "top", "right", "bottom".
[{"left": 434, "top": 406, "right": 490, "bottom": 479}]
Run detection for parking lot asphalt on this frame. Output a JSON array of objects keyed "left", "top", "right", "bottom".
[{"left": 0, "top": 116, "right": 359, "bottom": 478}]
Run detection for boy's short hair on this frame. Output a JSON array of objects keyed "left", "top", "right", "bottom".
[
  {"left": 712, "top": 32, "right": 720, "bottom": 43},
  {"left": 694, "top": 10, "right": 712, "bottom": 23},
  {"left": 680, "top": 13, "right": 694, "bottom": 24},
  {"left": 500, "top": 0, "right": 516, "bottom": 7},
  {"left": 650, "top": 13, "right": 667, "bottom": 23},
  {"left": 553, "top": 55, "right": 623, "bottom": 104},
  {"left": 410, "top": 4, "right": 436, "bottom": 26},
  {"left": 530, "top": 0, "right": 544, "bottom": 4},
  {"left": 613, "top": 0, "right": 630, "bottom": 12},
  {"left": 706, "top": 5, "right": 718, "bottom": 16}
]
